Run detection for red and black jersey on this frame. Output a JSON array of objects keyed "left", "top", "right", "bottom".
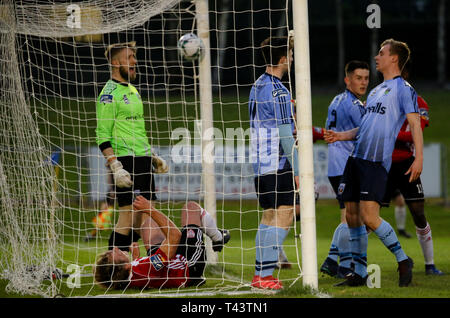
[
  {"left": 392, "top": 96, "right": 429, "bottom": 163},
  {"left": 128, "top": 248, "right": 190, "bottom": 289}
]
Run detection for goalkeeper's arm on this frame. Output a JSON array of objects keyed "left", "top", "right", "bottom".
[{"left": 100, "top": 144, "right": 133, "bottom": 188}]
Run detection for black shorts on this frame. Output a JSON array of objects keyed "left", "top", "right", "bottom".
[
  {"left": 328, "top": 176, "right": 345, "bottom": 209},
  {"left": 339, "top": 157, "right": 388, "bottom": 205},
  {"left": 176, "top": 225, "right": 206, "bottom": 286},
  {"left": 381, "top": 156, "right": 425, "bottom": 207},
  {"left": 115, "top": 156, "right": 157, "bottom": 207},
  {"left": 254, "top": 169, "right": 296, "bottom": 209}
]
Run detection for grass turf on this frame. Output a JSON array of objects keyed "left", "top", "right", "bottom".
[
  {"left": 1, "top": 89, "right": 450, "bottom": 298},
  {"left": 1, "top": 199, "right": 450, "bottom": 298}
]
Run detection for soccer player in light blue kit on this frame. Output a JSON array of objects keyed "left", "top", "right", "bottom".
[
  {"left": 325, "top": 39, "right": 423, "bottom": 287},
  {"left": 319, "top": 61, "right": 369, "bottom": 279},
  {"left": 248, "top": 36, "right": 298, "bottom": 290}
]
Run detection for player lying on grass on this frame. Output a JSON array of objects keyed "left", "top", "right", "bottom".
[{"left": 93, "top": 196, "right": 230, "bottom": 289}]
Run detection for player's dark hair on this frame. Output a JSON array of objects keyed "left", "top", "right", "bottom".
[
  {"left": 381, "top": 38, "right": 411, "bottom": 73},
  {"left": 260, "top": 36, "right": 291, "bottom": 66},
  {"left": 94, "top": 251, "right": 130, "bottom": 290},
  {"left": 345, "top": 60, "right": 369, "bottom": 76}
]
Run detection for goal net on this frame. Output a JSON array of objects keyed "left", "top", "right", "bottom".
[{"left": 0, "top": 0, "right": 313, "bottom": 297}]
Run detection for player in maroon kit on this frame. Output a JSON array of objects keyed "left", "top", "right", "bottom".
[
  {"left": 381, "top": 94, "right": 443, "bottom": 275},
  {"left": 94, "top": 196, "right": 231, "bottom": 289}
]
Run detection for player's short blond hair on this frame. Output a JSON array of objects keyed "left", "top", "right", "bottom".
[
  {"left": 93, "top": 250, "right": 130, "bottom": 289},
  {"left": 104, "top": 41, "right": 137, "bottom": 63}
]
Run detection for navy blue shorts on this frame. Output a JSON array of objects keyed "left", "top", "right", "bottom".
[
  {"left": 254, "top": 169, "right": 296, "bottom": 209},
  {"left": 328, "top": 175, "right": 345, "bottom": 209},
  {"left": 381, "top": 156, "right": 425, "bottom": 207},
  {"left": 338, "top": 157, "right": 388, "bottom": 205}
]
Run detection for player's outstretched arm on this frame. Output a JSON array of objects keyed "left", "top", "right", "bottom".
[
  {"left": 133, "top": 196, "right": 181, "bottom": 259},
  {"left": 405, "top": 112, "right": 423, "bottom": 182},
  {"left": 323, "top": 127, "right": 358, "bottom": 143}
]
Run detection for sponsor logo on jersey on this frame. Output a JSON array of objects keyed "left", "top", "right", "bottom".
[
  {"left": 366, "top": 102, "right": 386, "bottom": 115},
  {"left": 419, "top": 108, "right": 429, "bottom": 121},
  {"left": 272, "top": 88, "right": 288, "bottom": 98},
  {"left": 187, "top": 229, "right": 196, "bottom": 239},
  {"left": 150, "top": 254, "right": 165, "bottom": 271},
  {"left": 99, "top": 94, "right": 113, "bottom": 104},
  {"left": 123, "top": 95, "right": 130, "bottom": 104}
]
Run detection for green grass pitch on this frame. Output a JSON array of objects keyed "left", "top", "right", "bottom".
[{"left": 1, "top": 89, "right": 449, "bottom": 298}]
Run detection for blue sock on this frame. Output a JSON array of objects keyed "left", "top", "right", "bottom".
[
  {"left": 255, "top": 224, "right": 269, "bottom": 276},
  {"left": 255, "top": 225, "right": 288, "bottom": 277},
  {"left": 374, "top": 220, "right": 407, "bottom": 262},
  {"left": 337, "top": 223, "right": 352, "bottom": 269},
  {"left": 349, "top": 226, "right": 368, "bottom": 278},
  {"left": 327, "top": 223, "right": 342, "bottom": 262}
]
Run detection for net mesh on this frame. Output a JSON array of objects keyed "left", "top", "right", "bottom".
[{"left": 0, "top": 0, "right": 303, "bottom": 297}]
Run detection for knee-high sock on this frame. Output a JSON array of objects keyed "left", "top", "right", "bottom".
[
  {"left": 374, "top": 220, "right": 407, "bottom": 262},
  {"left": 200, "top": 208, "right": 223, "bottom": 242},
  {"left": 349, "top": 226, "right": 368, "bottom": 278},
  {"left": 327, "top": 223, "right": 343, "bottom": 262},
  {"left": 395, "top": 205, "right": 407, "bottom": 230},
  {"left": 416, "top": 223, "right": 434, "bottom": 265},
  {"left": 108, "top": 231, "right": 132, "bottom": 251},
  {"left": 255, "top": 224, "right": 288, "bottom": 277},
  {"left": 337, "top": 223, "right": 352, "bottom": 269}
]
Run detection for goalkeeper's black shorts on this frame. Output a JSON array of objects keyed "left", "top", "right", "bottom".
[
  {"left": 254, "top": 169, "right": 296, "bottom": 209},
  {"left": 115, "top": 156, "right": 157, "bottom": 207}
]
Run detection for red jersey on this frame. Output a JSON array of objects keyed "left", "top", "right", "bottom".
[
  {"left": 392, "top": 96, "right": 429, "bottom": 163},
  {"left": 128, "top": 248, "right": 190, "bottom": 289}
]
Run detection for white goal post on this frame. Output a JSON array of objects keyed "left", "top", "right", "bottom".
[
  {"left": 292, "top": 0, "right": 318, "bottom": 290},
  {"left": 0, "top": 0, "right": 318, "bottom": 297}
]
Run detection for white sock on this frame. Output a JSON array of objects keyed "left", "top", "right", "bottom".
[
  {"left": 200, "top": 208, "right": 223, "bottom": 242},
  {"left": 416, "top": 223, "right": 434, "bottom": 265},
  {"left": 395, "top": 205, "right": 407, "bottom": 230}
]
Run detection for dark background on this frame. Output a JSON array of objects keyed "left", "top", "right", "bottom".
[{"left": 18, "top": 0, "right": 450, "bottom": 99}]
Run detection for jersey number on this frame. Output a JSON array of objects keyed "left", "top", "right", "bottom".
[
  {"left": 328, "top": 109, "right": 337, "bottom": 129},
  {"left": 249, "top": 99, "right": 257, "bottom": 128},
  {"left": 416, "top": 184, "right": 424, "bottom": 194}
]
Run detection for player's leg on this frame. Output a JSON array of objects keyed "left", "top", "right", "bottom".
[
  {"left": 252, "top": 170, "right": 294, "bottom": 289},
  {"left": 108, "top": 205, "right": 134, "bottom": 251},
  {"left": 175, "top": 221, "right": 207, "bottom": 287},
  {"left": 321, "top": 176, "right": 352, "bottom": 277},
  {"left": 332, "top": 158, "right": 369, "bottom": 286},
  {"left": 181, "top": 201, "right": 230, "bottom": 251},
  {"left": 361, "top": 158, "right": 413, "bottom": 286},
  {"left": 397, "top": 160, "right": 444, "bottom": 275},
  {"left": 107, "top": 156, "right": 152, "bottom": 251},
  {"left": 361, "top": 199, "right": 413, "bottom": 286},
  {"left": 393, "top": 192, "right": 412, "bottom": 238},
  {"left": 253, "top": 205, "right": 292, "bottom": 289}
]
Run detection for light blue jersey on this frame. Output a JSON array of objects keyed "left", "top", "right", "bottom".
[
  {"left": 249, "top": 73, "right": 295, "bottom": 176},
  {"left": 351, "top": 76, "right": 418, "bottom": 171},
  {"left": 326, "top": 89, "right": 365, "bottom": 177}
]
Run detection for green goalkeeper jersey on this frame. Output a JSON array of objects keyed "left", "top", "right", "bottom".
[{"left": 96, "top": 79, "right": 151, "bottom": 157}]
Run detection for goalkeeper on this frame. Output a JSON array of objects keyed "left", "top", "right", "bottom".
[{"left": 96, "top": 41, "right": 168, "bottom": 252}]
